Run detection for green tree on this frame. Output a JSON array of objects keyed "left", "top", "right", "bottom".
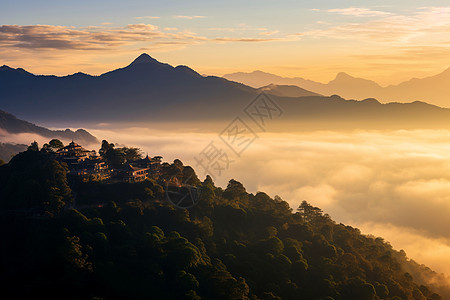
[
  {"left": 297, "top": 200, "right": 323, "bottom": 222},
  {"left": 27, "top": 141, "right": 39, "bottom": 151},
  {"left": 123, "top": 147, "right": 142, "bottom": 161},
  {"left": 49, "top": 139, "right": 64, "bottom": 149},
  {"left": 104, "top": 148, "right": 126, "bottom": 168},
  {"left": 99, "top": 140, "right": 115, "bottom": 156},
  {"left": 223, "top": 179, "right": 247, "bottom": 201},
  {"left": 182, "top": 166, "right": 201, "bottom": 186}
]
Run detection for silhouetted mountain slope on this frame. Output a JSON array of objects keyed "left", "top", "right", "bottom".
[
  {"left": 274, "top": 95, "right": 450, "bottom": 130},
  {"left": 0, "top": 54, "right": 255, "bottom": 123},
  {"left": 2, "top": 54, "right": 450, "bottom": 128},
  {"left": 224, "top": 69, "right": 450, "bottom": 107},
  {"left": 0, "top": 142, "right": 26, "bottom": 162},
  {"left": 258, "top": 84, "right": 321, "bottom": 97},
  {"left": 382, "top": 68, "right": 450, "bottom": 106},
  {"left": 223, "top": 70, "right": 323, "bottom": 90},
  {"left": 224, "top": 71, "right": 382, "bottom": 100},
  {"left": 0, "top": 110, "right": 97, "bottom": 144},
  {"left": 326, "top": 72, "right": 382, "bottom": 99}
]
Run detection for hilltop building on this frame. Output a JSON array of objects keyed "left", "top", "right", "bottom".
[
  {"left": 56, "top": 141, "right": 109, "bottom": 179},
  {"left": 132, "top": 155, "right": 162, "bottom": 175},
  {"left": 54, "top": 141, "right": 162, "bottom": 182},
  {"left": 56, "top": 141, "right": 96, "bottom": 163},
  {"left": 119, "top": 164, "right": 150, "bottom": 182}
]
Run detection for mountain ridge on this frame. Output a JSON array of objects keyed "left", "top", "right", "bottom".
[
  {"left": 258, "top": 83, "right": 322, "bottom": 97},
  {"left": 223, "top": 69, "right": 450, "bottom": 107},
  {"left": 0, "top": 109, "right": 98, "bottom": 144},
  {"left": 2, "top": 53, "right": 450, "bottom": 129}
]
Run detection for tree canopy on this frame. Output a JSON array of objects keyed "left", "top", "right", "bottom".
[{"left": 0, "top": 148, "right": 446, "bottom": 299}]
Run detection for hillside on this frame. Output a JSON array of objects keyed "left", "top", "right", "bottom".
[
  {"left": 0, "top": 147, "right": 447, "bottom": 299},
  {"left": 0, "top": 142, "right": 27, "bottom": 162},
  {"left": 0, "top": 54, "right": 255, "bottom": 123},
  {"left": 269, "top": 95, "right": 450, "bottom": 131},
  {"left": 0, "top": 109, "right": 98, "bottom": 144}
]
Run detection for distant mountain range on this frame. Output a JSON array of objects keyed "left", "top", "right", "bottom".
[
  {"left": 0, "top": 110, "right": 97, "bottom": 144},
  {"left": 257, "top": 84, "right": 321, "bottom": 98},
  {"left": 0, "top": 143, "right": 26, "bottom": 162},
  {"left": 223, "top": 69, "right": 450, "bottom": 108},
  {"left": 2, "top": 53, "right": 450, "bottom": 129}
]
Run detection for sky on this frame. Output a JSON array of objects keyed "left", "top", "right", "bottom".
[{"left": 2, "top": 0, "right": 450, "bottom": 85}]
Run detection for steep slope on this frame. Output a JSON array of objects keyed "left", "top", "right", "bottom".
[
  {"left": 326, "top": 72, "right": 382, "bottom": 100},
  {"left": 0, "top": 142, "right": 27, "bottom": 162},
  {"left": 0, "top": 152, "right": 447, "bottom": 299},
  {"left": 383, "top": 68, "right": 450, "bottom": 106},
  {"left": 0, "top": 54, "right": 256, "bottom": 123}
]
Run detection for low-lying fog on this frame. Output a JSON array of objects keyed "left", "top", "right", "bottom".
[{"left": 6, "top": 124, "right": 450, "bottom": 277}]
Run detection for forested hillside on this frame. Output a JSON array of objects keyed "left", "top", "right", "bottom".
[{"left": 0, "top": 147, "right": 446, "bottom": 300}]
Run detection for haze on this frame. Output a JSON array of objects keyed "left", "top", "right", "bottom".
[{"left": 36, "top": 124, "right": 446, "bottom": 278}]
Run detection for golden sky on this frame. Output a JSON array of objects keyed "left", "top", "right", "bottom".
[{"left": 1, "top": 3, "right": 450, "bottom": 85}]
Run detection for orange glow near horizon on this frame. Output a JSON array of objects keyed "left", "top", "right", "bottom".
[{"left": 3, "top": 47, "right": 449, "bottom": 87}]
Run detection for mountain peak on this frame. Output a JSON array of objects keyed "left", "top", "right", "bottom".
[
  {"left": 335, "top": 72, "right": 353, "bottom": 80},
  {"left": 0, "top": 65, "right": 32, "bottom": 76},
  {"left": 0, "top": 65, "right": 14, "bottom": 71},
  {"left": 129, "top": 53, "right": 160, "bottom": 66}
]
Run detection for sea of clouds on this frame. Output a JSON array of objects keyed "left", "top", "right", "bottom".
[
  {"left": 84, "top": 126, "right": 450, "bottom": 277},
  {"left": 5, "top": 125, "right": 450, "bottom": 277}
]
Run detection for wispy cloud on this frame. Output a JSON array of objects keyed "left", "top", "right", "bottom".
[
  {"left": 327, "top": 7, "right": 392, "bottom": 17},
  {"left": 173, "top": 15, "right": 205, "bottom": 19},
  {"left": 126, "top": 23, "right": 159, "bottom": 31},
  {"left": 298, "top": 7, "right": 450, "bottom": 43},
  {"left": 135, "top": 16, "right": 160, "bottom": 19},
  {"left": 0, "top": 23, "right": 284, "bottom": 53},
  {"left": 354, "top": 46, "right": 450, "bottom": 62},
  {"left": 0, "top": 24, "right": 196, "bottom": 51},
  {"left": 214, "top": 37, "right": 278, "bottom": 42},
  {"left": 208, "top": 25, "right": 272, "bottom": 33},
  {"left": 259, "top": 30, "right": 279, "bottom": 36},
  {"left": 208, "top": 27, "right": 236, "bottom": 32}
]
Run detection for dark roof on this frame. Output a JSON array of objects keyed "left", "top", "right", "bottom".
[
  {"left": 121, "top": 164, "right": 148, "bottom": 172},
  {"left": 139, "top": 155, "right": 153, "bottom": 163},
  {"left": 57, "top": 141, "right": 92, "bottom": 153}
]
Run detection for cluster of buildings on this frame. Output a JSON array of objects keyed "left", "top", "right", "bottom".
[{"left": 55, "top": 141, "right": 161, "bottom": 182}]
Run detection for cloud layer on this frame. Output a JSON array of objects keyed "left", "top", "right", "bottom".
[
  {"left": 0, "top": 22, "right": 283, "bottom": 53},
  {"left": 81, "top": 126, "right": 450, "bottom": 276},
  {"left": 306, "top": 6, "right": 450, "bottom": 43},
  {"left": 4, "top": 124, "right": 450, "bottom": 276}
]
